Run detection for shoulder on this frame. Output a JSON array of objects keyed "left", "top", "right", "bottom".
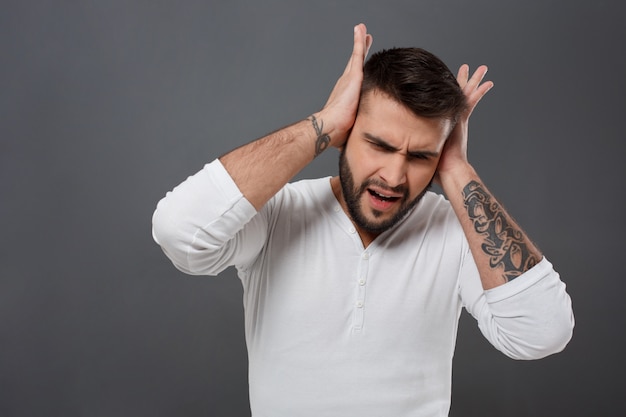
[
  {"left": 262, "top": 176, "right": 335, "bottom": 216},
  {"left": 284, "top": 176, "right": 333, "bottom": 198},
  {"left": 274, "top": 177, "right": 333, "bottom": 205}
]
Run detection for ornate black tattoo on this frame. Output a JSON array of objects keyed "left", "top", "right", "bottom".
[
  {"left": 462, "top": 180, "right": 538, "bottom": 282},
  {"left": 310, "top": 115, "right": 330, "bottom": 157}
]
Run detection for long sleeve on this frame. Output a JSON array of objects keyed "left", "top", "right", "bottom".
[
  {"left": 460, "top": 255, "right": 574, "bottom": 360},
  {"left": 152, "top": 159, "right": 267, "bottom": 276}
]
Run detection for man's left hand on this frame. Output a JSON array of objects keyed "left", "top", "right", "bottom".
[{"left": 435, "top": 64, "right": 493, "bottom": 184}]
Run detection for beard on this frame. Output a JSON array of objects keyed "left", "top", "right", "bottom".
[{"left": 338, "top": 148, "right": 430, "bottom": 235}]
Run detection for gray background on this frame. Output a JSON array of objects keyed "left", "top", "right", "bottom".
[{"left": 2, "top": 0, "right": 624, "bottom": 416}]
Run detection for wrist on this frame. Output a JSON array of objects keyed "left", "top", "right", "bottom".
[
  {"left": 439, "top": 162, "right": 478, "bottom": 194},
  {"left": 308, "top": 114, "right": 333, "bottom": 156},
  {"left": 312, "top": 109, "right": 352, "bottom": 148}
]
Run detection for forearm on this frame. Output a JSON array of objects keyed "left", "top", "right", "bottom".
[
  {"left": 219, "top": 114, "right": 330, "bottom": 210},
  {"left": 441, "top": 164, "right": 542, "bottom": 290}
]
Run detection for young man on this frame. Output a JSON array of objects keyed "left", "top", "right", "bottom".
[{"left": 152, "top": 24, "right": 573, "bottom": 417}]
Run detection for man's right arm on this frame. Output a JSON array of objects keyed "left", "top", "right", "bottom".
[{"left": 152, "top": 24, "right": 372, "bottom": 273}]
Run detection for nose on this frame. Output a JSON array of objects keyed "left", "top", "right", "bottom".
[{"left": 378, "top": 154, "right": 408, "bottom": 188}]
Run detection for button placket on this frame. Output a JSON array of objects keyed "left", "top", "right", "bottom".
[{"left": 353, "top": 250, "right": 370, "bottom": 332}]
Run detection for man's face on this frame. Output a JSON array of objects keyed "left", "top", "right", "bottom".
[{"left": 338, "top": 90, "right": 452, "bottom": 236}]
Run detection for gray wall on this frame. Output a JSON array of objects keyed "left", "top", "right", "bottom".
[{"left": 2, "top": 1, "right": 624, "bottom": 416}]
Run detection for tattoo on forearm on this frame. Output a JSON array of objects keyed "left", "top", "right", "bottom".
[
  {"left": 462, "top": 181, "right": 538, "bottom": 282},
  {"left": 310, "top": 115, "right": 330, "bottom": 156}
]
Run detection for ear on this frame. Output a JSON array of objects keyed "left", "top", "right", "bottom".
[{"left": 341, "top": 127, "right": 356, "bottom": 151}]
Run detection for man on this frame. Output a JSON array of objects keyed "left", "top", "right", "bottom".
[{"left": 152, "top": 24, "right": 573, "bottom": 416}]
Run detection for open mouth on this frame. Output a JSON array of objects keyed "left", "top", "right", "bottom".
[{"left": 367, "top": 189, "right": 401, "bottom": 203}]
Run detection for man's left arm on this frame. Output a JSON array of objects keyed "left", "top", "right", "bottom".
[
  {"left": 438, "top": 65, "right": 542, "bottom": 290},
  {"left": 439, "top": 65, "right": 573, "bottom": 357}
]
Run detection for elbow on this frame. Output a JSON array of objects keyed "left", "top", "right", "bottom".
[
  {"left": 498, "top": 310, "right": 575, "bottom": 360},
  {"left": 151, "top": 202, "right": 176, "bottom": 249},
  {"left": 536, "top": 309, "right": 575, "bottom": 359},
  {"left": 152, "top": 203, "right": 230, "bottom": 277},
  {"left": 151, "top": 201, "right": 195, "bottom": 275},
  {"left": 525, "top": 321, "right": 574, "bottom": 360},
  {"left": 151, "top": 200, "right": 176, "bottom": 252},
  {"left": 530, "top": 294, "right": 576, "bottom": 359}
]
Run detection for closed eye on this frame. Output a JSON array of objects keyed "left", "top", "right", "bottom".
[
  {"left": 368, "top": 140, "right": 434, "bottom": 161},
  {"left": 363, "top": 133, "right": 439, "bottom": 161},
  {"left": 365, "top": 139, "right": 395, "bottom": 153},
  {"left": 407, "top": 152, "right": 432, "bottom": 161}
]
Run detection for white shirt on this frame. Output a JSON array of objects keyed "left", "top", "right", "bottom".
[{"left": 152, "top": 159, "right": 574, "bottom": 417}]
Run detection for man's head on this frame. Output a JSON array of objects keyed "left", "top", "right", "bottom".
[
  {"left": 361, "top": 47, "right": 467, "bottom": 122},
  {"left": 338, "top": 47, "right": 466, "bottom": 237}
]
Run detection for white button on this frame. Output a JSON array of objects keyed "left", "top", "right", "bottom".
[
  {"left": 362, "top": 252, "right": 369, "bottom": 260},
  {"left": 334, "top": 206, "right": 341, "bottom": 212},
  {"left": 348, "top": 227, "right": 356, "bottom": 234},
  {"left": 356, "top": 301, "right": 364, "bottom": 308},
  {"left": 358, "top": 279, "right": 366, "bottom": 286}
]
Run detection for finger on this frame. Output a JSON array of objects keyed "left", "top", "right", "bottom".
[
  {"left": 340, "top": 25, "right": 362, "bottom": 76},
  {"left": 464, "top": 65, "right": 489, "bottom": 94},
  {"left": 341, "top": 28, "right": 359, "bottom": 75},
  {"left": 471, "top": 80, "right": 494, "bottom": 106},
  {"left": 456, "top": 64, "right": 469, "bottom": 88},
  {"left": 365, "top": 34, "right": 373, "bottom": 61},
  {"left": 465, "top": 79, "right": 494, "bottom": 117},
  {"left": 347, "top": 24, "right": 369, "bottom": 72}
]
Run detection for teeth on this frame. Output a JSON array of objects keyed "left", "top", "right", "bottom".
[{"left": 371, "top": 190, "right": 395, "bottom": 201}]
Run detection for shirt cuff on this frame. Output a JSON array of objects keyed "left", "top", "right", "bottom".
[{"left": 483, "top": 257, "right": 555, "bottom": 303}]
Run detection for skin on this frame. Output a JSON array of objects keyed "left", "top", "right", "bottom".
[{"left": 220, "top": 23, "right": 541, "bottom": 289}]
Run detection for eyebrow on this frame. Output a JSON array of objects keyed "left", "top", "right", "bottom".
[{"left": 363, "top": 132, "right": 440, "bottom": 159}]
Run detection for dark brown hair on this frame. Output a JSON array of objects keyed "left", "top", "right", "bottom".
[{"left": 361, "top": 47, "right": 467, "bottom": 122}]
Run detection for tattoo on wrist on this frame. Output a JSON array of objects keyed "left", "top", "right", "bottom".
[
  {"left": 310, "top": 115, "right": 330, "bottom": 157},
  {"left": 462, "top": 180, "right": 539, "bottom": 282}
]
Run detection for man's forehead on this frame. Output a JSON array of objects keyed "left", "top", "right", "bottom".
[
  {"left": 358, "top": 92, "right": 452, "bottom": 134},
  {"left": 359, "top": 90, "right": 452, "bottom": 125}
]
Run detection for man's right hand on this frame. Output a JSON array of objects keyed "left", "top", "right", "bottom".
[{"left": 316, "top": 23, "right": 373, "bottom": 149}]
